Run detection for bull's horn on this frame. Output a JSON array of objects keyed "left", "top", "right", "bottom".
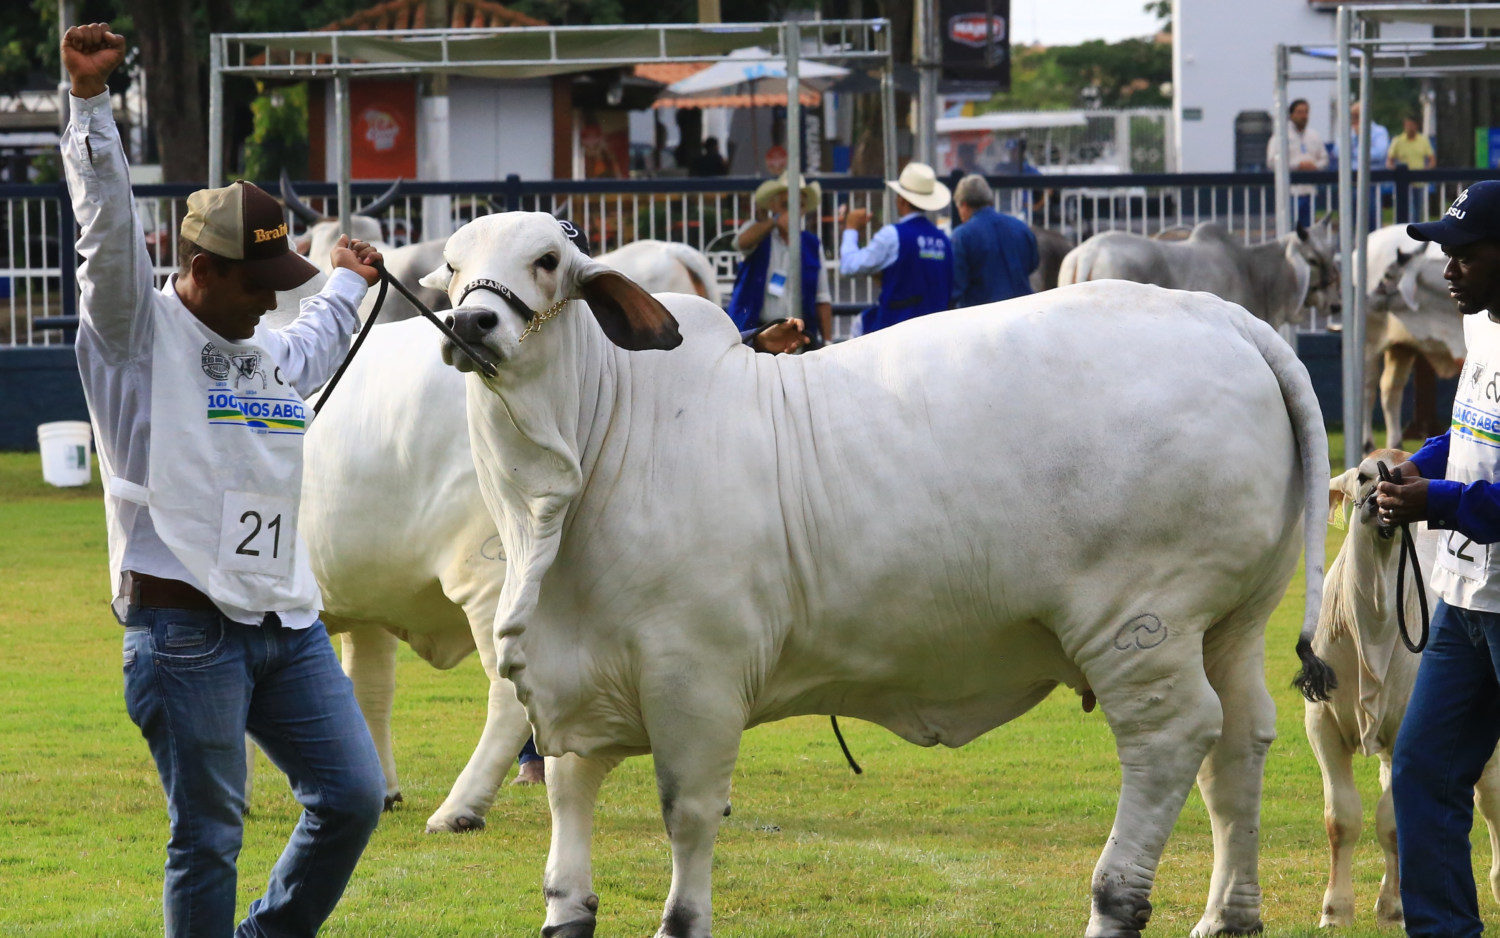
[
  {"left": 358, "top": 177, "right": 404, "bottom": 217},
  {"left": 279, "top": 171, "right": 323, "bottom": 225}
]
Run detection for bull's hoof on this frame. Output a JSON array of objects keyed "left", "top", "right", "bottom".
[
  {"left": 512, "top": 760, "right": 546, "bottom": 786},
  {"left": 426, "top": 812, "right": 486, "bottom": 833},
  {"left": 383, "top": 791, "right": 404, "bottom": 812},
  {"left": 1191, "top": 919, "right": 1263, "bottom": 937},
  {"left": 540, "top": 920, "right": 595, "bottom": 938},
  {"left": 722, "top": 801, "right": 732, "bottom": 817}
]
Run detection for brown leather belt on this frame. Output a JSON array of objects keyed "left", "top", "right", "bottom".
[{"left": 132, "top": 573, "right": 219, "bottom": 612}]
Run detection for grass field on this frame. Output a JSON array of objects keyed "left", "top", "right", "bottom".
[{"left": 1, "top": 445, "right": 1495, "bottom": 937}]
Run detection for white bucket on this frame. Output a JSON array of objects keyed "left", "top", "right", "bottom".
[{"left": 37, "top": 420, "right": 93, "bottom": 487}]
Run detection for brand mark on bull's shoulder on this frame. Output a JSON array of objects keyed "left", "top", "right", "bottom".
[{"left": 1113, "top": 613, "right": 1167, "bottom": 651}]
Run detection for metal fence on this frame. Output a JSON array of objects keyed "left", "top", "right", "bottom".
[{"left": 3, "top": 167, "right": 1491, "bottom": 347}]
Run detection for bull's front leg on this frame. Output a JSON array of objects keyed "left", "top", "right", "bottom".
[
  {"left": 1082, "top": 623, "right": 1222, "bottom": 938},
  {"left": 642, "top": 678, "right": 745, "bottom": 938},
  {"left": 542, "top": 753, "right": 624, "bottom": 937},
  {"left": 426, "top": 593, "right": 533, "bottom": 833}
]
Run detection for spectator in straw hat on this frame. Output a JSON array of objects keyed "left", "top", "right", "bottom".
[
  {"left": 726, "top": 171, "right": 833, "bottom": 348},
  {"left": 951, "top": 173, "right": 1038, "bottom": 306},
  {"left": 838, "top": 161, "right": 954, "bottom": 334},
  {"left": 60, "top": 22, "right": 386, "bottom": 938}
]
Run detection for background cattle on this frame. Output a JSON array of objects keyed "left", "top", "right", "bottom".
[
  {"left": 1057, "top": 218, "right": 1338, "bottom": 329},
  {"left": 427, "top": 211, "right": 1330, "bottom": 938},
  {"left": 1360, "top": 225, "right": 1465, "bottom": 451},
  {"left": 1312, "top": 450, "right": 1500, "bottom": 927}
]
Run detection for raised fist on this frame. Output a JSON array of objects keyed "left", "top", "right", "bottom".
[{"left": 62, "top": 24, "right": 126, "bottom": 100}]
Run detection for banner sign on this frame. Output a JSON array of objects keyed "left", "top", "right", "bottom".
[
  {"left": 350, "top": 80, "right": 417, "bottom": 180},
  {"left": 940, "top": 0, "right": 1010, "bottom": 90}
]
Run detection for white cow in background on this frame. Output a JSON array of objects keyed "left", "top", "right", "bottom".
[
  {"left": 1310, "top": 450, "right": 1500, "bottom": 928},
  {"left": 243, "top": 238, "right": 736, "bottom": 829},
  {"left": 426, "top": 212, "right": 1331, "bottom": 938},
  {"left": 1058, "top": 218, "right": 1338, "bottom": 329},
  {"left": 596, "top": 239, "right": 721, "bottom": 306},
  {"left": 1360, "top": 225, "right": 1465, "bottom": 451}
]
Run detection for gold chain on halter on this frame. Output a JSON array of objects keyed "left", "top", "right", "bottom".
[{"left": 517, "top": 298, "right": 570, "bottom": 342}]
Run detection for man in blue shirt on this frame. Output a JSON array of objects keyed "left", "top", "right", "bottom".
[
  {"left": 950, "top": 174, "right": 1038, "bottom": 306},
  {"left": 1376, "top": 179, "right": 1500, "bottom": 938},
  {"left": 839, "top": 161, "right": 954, "bottom": 335}
]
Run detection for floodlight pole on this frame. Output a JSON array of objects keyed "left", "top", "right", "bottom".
[
  {"left": 1336, "top": 5, "right": 1359, "bottom": 469},
  {"left": 1354, "top": 22, "right": 1373, "bottom": 463},
  {"left": 1272, "top": 44, "right": 1290, "bottom": 239},
  {"left": 335, "top": 73, "right": 352, "bottom": 232},
  {"left": 916, "top": 0, "right": 938, "bottom": 167},
  {"left": 880, "top": 67, "right": 898, "bottom": 220},
  {"left": 785, "top": 21, "right": 803, "bottom": 325},
  {"left": 209, "top": 38, "right": 224, "bottom": 187}
]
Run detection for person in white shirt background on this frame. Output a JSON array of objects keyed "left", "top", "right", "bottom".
[
  {"left": 60, "top": 23, "right": 387, "bottom": 938},
  {"left": 1267, "top": 97, "right": 1329, "bottom": 229}
]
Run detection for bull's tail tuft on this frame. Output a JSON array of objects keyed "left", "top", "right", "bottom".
[
  {"left": 1237, "top": 305, "right": 1335, "bottom": 700},
  {"left": 1292, "top": 636, "right": 1338, "bottom": 702}
]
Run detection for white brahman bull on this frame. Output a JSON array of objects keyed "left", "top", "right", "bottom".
[
  {"left": 1311, "top": 450, "right": 1500, "bottom": 928},
  {"left": 596, "top": 239, "right": 721, "bottom": 307},
  {"left": 424, "top": 212, "right": 1330, "bottom": 938},
  {"left": 1058, "top": 218, "right": 1338, "bottom": 329},
  {"left": 1360, "top": 226, "right": 1465, "bottom": 451},
  {"left": 244, "top": 237, "right": 734, "bottom": 828}
]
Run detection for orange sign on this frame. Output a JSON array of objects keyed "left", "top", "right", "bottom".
[{"left": 350, "top": 80, "right": 417, "bottom": 180}]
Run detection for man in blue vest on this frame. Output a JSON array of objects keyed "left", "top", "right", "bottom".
[
  {"left": 839, "top": 161, "right": 954, "bottom": 334},
  {"left": 726, "top": 172, "right": 833, "bottom": 348},
  {"left": 1375, "top": 179, "right": 1500, "bottom": 938},
  {"left": 950, "top": 174, "right": 1038, "bottom": 306}
]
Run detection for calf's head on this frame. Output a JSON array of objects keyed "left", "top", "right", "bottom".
[
  {"left": 422, "top": 213, "right": 682, "bottom": 375},
  {"left": 1328, "top": 448, "right": 1413, "bottom": 533}
]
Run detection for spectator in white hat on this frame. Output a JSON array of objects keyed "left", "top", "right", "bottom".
[{"left": 838, "top": 161, "right": 954, "bottom": 334}]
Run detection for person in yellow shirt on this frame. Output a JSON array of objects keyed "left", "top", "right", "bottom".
[{"left": 1387, "top": 116, "right": 1436, "bottom": 221}]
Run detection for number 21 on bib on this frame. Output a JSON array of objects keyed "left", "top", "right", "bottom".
[{"left": 218, "top": 491, "right": 295, "bottom": 578}]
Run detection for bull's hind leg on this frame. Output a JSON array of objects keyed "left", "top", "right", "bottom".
[
  {"left": 337, "top": 624, "right": 403, "bottom": 809},
  {"left": 1082, "top": 616, "right": 1222, "bottom": 938},
  {"left": 542, "top": 752, "right": 624, "bottom": 938},
  {"left": 1193, "top": 618, "right": 1278, "bottom": 936}
]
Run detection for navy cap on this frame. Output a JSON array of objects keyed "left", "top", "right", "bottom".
[{"left": 1408, "top": 180, "right": 1500, "bottom": 246}]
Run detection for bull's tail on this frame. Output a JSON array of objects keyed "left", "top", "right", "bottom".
[
  {"left": 1242, "top": 313, "right": 1335, "bottom": 702},
  {"left": 662, "top": 242, "right": 723, "bottom": 307},
  {"left": 1057, "top": 245, "right": 1086, "bottom": 286}
]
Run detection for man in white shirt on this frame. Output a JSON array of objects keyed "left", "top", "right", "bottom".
[
  {"left": 61, "top": 23, "right": 385, "bottom": 937},
  {"left": 1266, "top": 97, "right": 1329, "bottom": 229}
]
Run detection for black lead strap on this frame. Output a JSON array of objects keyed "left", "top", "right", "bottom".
[
  {"left": 313, "top": 259, "right": 497, "bottom": 416},
  {"left": 1376, "top": 460, "right": 1431, "bottom": 654}
]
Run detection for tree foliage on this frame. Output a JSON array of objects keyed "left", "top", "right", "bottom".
[{"left": 984, "top": 36, "right": 1171, "bottom": 113}]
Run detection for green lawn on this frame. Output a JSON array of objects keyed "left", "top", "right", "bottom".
[{"left": 0, "top": 444, "right": 1492, "bottom": 937}]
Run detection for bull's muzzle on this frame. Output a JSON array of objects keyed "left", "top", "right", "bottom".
[{"left": 447, "top": 307, "right": 499, "bottom": 344}]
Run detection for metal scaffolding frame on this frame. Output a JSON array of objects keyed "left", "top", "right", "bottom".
[
  {"left": 1276, "top": 4, "right": 1500, "bottom": 468},
  {"left": 209, "top": 20, "right": 898, "bottom": 320}
]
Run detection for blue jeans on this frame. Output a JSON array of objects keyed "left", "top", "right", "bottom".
[
  {"left": 123, "top": 607, "right": 385, "bottom": 937},
  {"left": 1392, "top": 600, "right": 1500, "bottom": 938},
  {"left": 518, "top": 735, "right": 541, "bottom": 765}
]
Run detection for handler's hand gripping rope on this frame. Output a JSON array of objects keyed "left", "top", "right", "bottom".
[
  {"left": 1376, "top": 460, "right": 1430, "bottom": 654},
  {"left": 315, "top": 259, "right": 496, "bottom": 415}
]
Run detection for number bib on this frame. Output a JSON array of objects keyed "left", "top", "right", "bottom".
[
  {"left": 219, "top": 492, "right": 295, "bottom": 577},
  {"left": 118, "top": 293, "right": 323, "bottom": 614},
  {"left": 1436, "top": 529, "right": 1488, "bottom": 582},
  {"left": 1431, "top": 313, "right": 1500, "bottom": 612}
]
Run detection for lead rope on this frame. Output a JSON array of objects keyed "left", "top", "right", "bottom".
[
  {"left": 831, "top": 716, "right": 863, "bottom": 775},
  {"left": 1376, "top": 460, "right": 1431, "bottom": 654},
  {"left": 314, "top": 260, "right": 496, "bottom": 415}
]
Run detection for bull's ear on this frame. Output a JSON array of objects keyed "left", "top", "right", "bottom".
[
  {"left": 575, "top": 260, "right": 682, "bottom": 351},
  {"left": 1328, "top": 467, "right": 1360, "bottom": 526},
  {"left": 1296, "top": 225, "right": 1309, "bottom": 243},
  {"left": 420, "top": 262, "right": 452, "bottom": 293}
]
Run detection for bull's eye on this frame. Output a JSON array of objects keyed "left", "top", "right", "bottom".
[{"left": 537, "top": 253, "right": 559, "bottom": 272}]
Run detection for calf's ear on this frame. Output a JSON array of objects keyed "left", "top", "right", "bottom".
[
  {"left": 1328, "top": 467, "right": 1360, "bottom": 527},
  {"left": 574, "top": 259, "right": 682, "bottom": 352}
]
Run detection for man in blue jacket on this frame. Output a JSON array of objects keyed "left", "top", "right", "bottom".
[
  {"left": 726, "top": 172, "right": 832, "bottom": 347},
  {"left": 839, "top": 161, "right": 954, "bottom": 335},
  {"left": 950, "top": 174, "right": 1038, "bottom": 306},
  {"left": 1376, "top": 179, "right": 1500, "bottom": 938}
]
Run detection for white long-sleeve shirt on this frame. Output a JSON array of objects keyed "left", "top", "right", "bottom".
[
  {"left": 62, "top": 91, "right": 366, "bottom": 626},
  {"left": 839, "top": 213, "right": 924, "bottom": 276},
  {"left": 1267, "top": 122, "right": 1329, "bottom": 197}
]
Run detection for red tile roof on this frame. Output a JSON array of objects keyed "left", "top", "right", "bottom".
[{"left": 324, "top": 0, "right": 543, "bottom": 30}]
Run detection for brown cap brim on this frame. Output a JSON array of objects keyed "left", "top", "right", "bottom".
[{"left": 244, "top": 251, "right": 320, "bottom": 292}]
